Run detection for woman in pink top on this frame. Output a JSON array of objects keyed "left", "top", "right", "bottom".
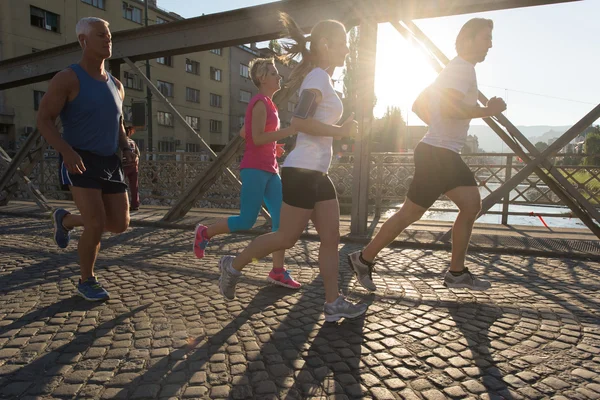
[{"left": 194, "top": 57, "right": 300, "bottom": 289}]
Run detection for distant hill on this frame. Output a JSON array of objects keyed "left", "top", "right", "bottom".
[{"left": 469, "top": 125, "right": 571, "bottom": 152}]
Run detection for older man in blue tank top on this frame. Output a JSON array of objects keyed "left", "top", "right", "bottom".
[{"left": 37, "top": 17, "right": 136, "bottom": 301}]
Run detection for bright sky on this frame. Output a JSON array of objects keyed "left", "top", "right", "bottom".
[{"left": 159, "top": 0, "right": 599, "bottom": 127}]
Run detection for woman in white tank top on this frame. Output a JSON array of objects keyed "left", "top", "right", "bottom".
[{"left": 216, "top": 12, "right": 368, "bottom": 323}]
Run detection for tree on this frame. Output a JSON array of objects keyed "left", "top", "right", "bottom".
[
  {"left": 268, "top": 39, "right": 282, "bottom": 55},
  {"left": 371, "top": 106, "right": 406, "bottom": 152},
  {"left": 584, "top": 132, "right": 600, "bottom": 166},
  {"left": 342, "top": 27, "right": 359, "bottom": 120},
  {"left": 535, "top": 141, "right": 549, "bottom": 152}
]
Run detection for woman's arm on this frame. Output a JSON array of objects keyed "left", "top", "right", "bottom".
[
  {"left": 289, "top": 89, "right": 356, "bottom": 138},
  {"left": 251, "top": 100, "right": 297, "bottom": 146}
]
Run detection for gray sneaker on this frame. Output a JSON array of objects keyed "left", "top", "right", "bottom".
[
  {"left": 219, "top": 256, "right": 241, "bottom": 300},
  {"left": 323, "top": 295, "right": 368, "bottom": 323},
  {"left": 443, "top": 268, "right": 491, "bottom": 291},
  {"left": 348, "top": 251, "right": 377, "bottom": 292}
]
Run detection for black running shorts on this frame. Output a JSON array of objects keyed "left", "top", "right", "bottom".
[
  {"left": 59, "top": 148, "right": 127, "bottom": 194},
  {"left": 407, "top": 142, "right": 477, "bottom": 209},
  {"left": 281, "top": 167, "right": 337, "bottom": 209}
]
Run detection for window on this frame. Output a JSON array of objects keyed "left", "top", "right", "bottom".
[
  {"left": 210, "top": 67, "right": 222, "bottom": 82},
  {"left": 124, "top": 71, "right": 143, "bottom": 90},
  {"left": 156, "top": 17, "right": 168, "bottom": 24},
  {"left": 239, "top": 115, "right": 245, "bottom": 128},
  {"left": 186, "top": 143, "right": 201, "bottom": 152},
  {"left": 123, "top": 2, "right": 142, "bottom": 23},
  {"left": 158, "top": 141, "right": 175, "bottom": 152},
  {"left": 239, "top": 90, "right": 252, "bottom": 103},
  {"left": 210, "top": 120, "right": 222, "bottom": 133},
  {"left": 210, "top": 48, "right": 222, "bottom": 56},
  {"left": 157, "top": 111, "right": 174, "bottom": 127},
  {"left": 186, "top": 88, "right": 200, "bottom": 103},
  {"left": 210, "top": 93, "right": 222, "bottom": 108},
  {"left": 30, "top": 6, "right": 60, "bottom": 33},
  {"left": 186, "top": 59, "right": 199, "bottom": 75},
  {"left": 157, "top": 81, "right": 174, "bottom": 97},
  {"left": 156, "top": 56, "right": 173, "bottom": 66},
  {"left": 185, "top": 116, "right": 199, "bottom": 130},
  {"left": 81, "top": 0, "right": 104, "bottom": 9},
  {"left": 33, "top": 91, "right": 45, "bottom": 111},
  {"left": 123, "top": 105, "right": 132, "bottom": 122},
  {"left": 287, "top": 102, "right": 296, "bottom": 112},
  {"left": 240, "top": 64, "right": 250, "bottom": 78}
]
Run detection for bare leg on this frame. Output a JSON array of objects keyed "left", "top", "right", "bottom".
[
  {"left": 102, "top": 192, "right": 130, "bottom": 234},
  {"left": 206, "top": 218, "right": 231, "bottom": 238},
  {"left": 311, "top": 199, "right": 341, "bottom": 303},
  {"left": 232, "top": 202, "right": 312, "bottom": 271},
  {"left": 445, "top": 186, "right": 481, "bottom": 272},
  {"left": 69, "top": 187, "right": 107, "bottom": 281},
  {"left": 361, "top": 199, "right": 426, "bottom": 262}
]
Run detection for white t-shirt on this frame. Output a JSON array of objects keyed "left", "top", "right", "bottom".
[
  {"left": 283, "top": 68, "right": 344, "bottom": 173},
  {"left": 421, "top": 56, "right": 478, "bottom": 153}
]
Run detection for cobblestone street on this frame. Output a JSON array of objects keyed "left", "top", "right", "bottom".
[{"left": 1, "top": 215, "right": 599, "bottom": 399}]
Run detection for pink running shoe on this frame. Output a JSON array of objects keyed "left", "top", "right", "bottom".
[
  {"left": 267, "top": 269, "right": 301, "bottom": 289},
  {"left": 194, "top": 224, "right": 210, "bottom": 259}
]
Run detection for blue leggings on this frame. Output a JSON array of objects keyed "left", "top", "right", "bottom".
[{"left": 228, "top": 168, "right": 282, "bottom": 232}]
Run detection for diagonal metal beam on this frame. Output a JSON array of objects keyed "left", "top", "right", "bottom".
[
  {"left": 123, "top": 57, "right": 270, "bottom": 223},
  {"left": 0, "top": 146, "right": 51, "bottom": 211},
  {"left": 392, "top": 20, "right": 600, "bottom": 238},
  {"left": 0, "top": 129, "right": 41, "bottom": 194},
  {"left": 474, "top": 104, "right": 600, "bottom": 222},
  {"left": 164, "top": 136, "right": 245, "bottom": 222},
  {"left": 0, "top": 0, "right": 580, "bottom": 90}
]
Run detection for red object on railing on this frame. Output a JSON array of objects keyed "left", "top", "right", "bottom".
[{"left": 529, "top": 211, "right": 549, "bottom": 228}]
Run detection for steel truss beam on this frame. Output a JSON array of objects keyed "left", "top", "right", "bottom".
[{"left": 0, "top": 0, "right": 579, "bottom": 90}]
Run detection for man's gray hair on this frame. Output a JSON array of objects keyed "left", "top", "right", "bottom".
[{"left": 75, "top": 17, "right": 109, "bottom": 46}]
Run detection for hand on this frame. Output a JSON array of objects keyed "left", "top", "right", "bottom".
[
  {"left": 124, "top": 149, "right": 138, "bottom": 166},
  {"left": 487, "top": 97, "right": 507, "bottom": 115},
  {"left": 276, "top": 144, "right": 285, "bottom": 158},
  {"left": 62, "top": 148, "right": 86, "bottom": 174},
  {"left": 340, "top": 112, "right": 358, "bottom": 138}
]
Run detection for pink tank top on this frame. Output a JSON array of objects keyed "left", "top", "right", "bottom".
[{"left": 239, "top": 94, "right": 280, "bottom": 174}]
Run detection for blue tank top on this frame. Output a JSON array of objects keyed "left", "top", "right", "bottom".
[{"left": 60, "top": 64, "right": 122, "bottom": 156}]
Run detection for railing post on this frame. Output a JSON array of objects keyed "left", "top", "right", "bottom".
[
  {"left": 350, "top": 20, "right": 377, "bottom": 237},
  {"left": 374, "top": 154, "right": 384, "bottom": 217},
  {"left": 501, "top": 154, "right": 513, "bottom": 225}
]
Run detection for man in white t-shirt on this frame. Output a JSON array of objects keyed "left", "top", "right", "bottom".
[{"left": 348, "top": 18, "right": 507, "bottom": 291}]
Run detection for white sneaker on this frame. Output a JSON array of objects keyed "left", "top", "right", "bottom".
[
  {"left": 323, "top": 294, "right": 368, "bottom": 323},
  {"left": 348, "top": 251, "right": 377, "bottom": 292},
  {"left": 443, "top": 267, "right": 491, "bottom": 291}
]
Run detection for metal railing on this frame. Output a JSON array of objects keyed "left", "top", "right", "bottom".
[{"left": 6, "top": 151, "right": 599, "bottom": 223}]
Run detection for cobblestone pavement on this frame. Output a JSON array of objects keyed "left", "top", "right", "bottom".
[{"left": 1, "top": 215, "right": 599, "bottom": 400}]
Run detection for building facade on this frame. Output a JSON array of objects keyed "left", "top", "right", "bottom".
[{"left": 0, "top": 0, "right": 231, "bottom": 153}]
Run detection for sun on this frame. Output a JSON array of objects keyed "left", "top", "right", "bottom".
[{"left": 373, "top": 24, "right": 438, "bottom": 122}]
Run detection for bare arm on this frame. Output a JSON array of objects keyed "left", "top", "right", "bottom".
[
  {"left": 440, "top": 89, "right": 506, "bottom": 119},
  {"left": 239, "top": 125, "right": 246, "bottom": 139},
  {"left": 36, "top": 70, "right": 87, "bottom": 174},
  {"left": 290, "top": 89, "right": 355, "bottom": 138},
  {"left": 114, "top": 79, "right": 129, "bottom": 150},
  {"left": 251, "top": 101, "right": 296, "bottom": 146},
  {"left": 36, "top": 70, "right": 76, "bottom": 156}
]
